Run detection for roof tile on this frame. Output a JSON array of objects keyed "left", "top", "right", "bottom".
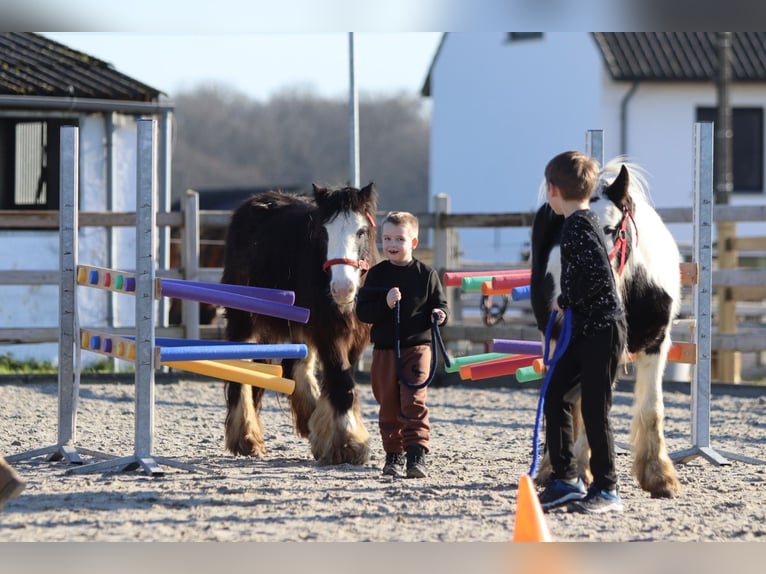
[{"left": 0, "top": 32, "right": 162, "bottom": 100}]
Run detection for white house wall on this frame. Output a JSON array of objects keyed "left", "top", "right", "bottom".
[
  {"left": 429, "top": 32, "right": 766, "bottom": 263},
  {"left": 601, "top": 81, "right": 766, "bottom": 245},
  {"left": 429, "top": 33, "right": 603, "bottom": 263},
  {"left": 0, "top": 114, "right": 141, "bottom": 364}
]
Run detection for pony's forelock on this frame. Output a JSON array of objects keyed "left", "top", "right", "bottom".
[{"left": 597, "top": 157, "right": 653, "bottom": 208}]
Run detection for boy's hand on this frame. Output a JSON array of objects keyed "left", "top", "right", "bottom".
[
  {"left": 386, "top": 287, "right": 401, "bottom": 309},
  {"left": 432, "top": 308, "right": 446, "bottom": 325}
]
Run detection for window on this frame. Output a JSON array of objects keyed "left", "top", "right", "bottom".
[
  {"left": 0, "top": 117, "right": 79, "bottom": 210},
  {"left": 506, "top": 33, "right": 543, "bottom": 42},
  {"left": 696, "top": 107, "right": 764, "bottom": 193}
]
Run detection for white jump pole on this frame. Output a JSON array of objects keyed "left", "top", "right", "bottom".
[
  {"left": 5, "top": 126, "right": 88, "bottom": 466},
  {"left": 69, "top": 118, "right": 208, "bottom": 476},
  {"left": 585, "top": 129, "right": 604, "bottom": 167},
  {"left": 672, "top": 122, "right": 764, "bottom": 466}
]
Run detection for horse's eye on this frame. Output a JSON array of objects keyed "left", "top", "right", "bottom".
[
  {"left": 356, "top": 228, "right": 367, "bottom": 239},
  {"left": 603, "top": 226, "right": 616, "bottom": 235}
]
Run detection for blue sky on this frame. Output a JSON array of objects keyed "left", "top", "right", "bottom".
[{"left": 41, "top": 33, "right": 443, "bottom": 101}]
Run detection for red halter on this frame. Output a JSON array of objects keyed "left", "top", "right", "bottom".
[
  {"left": 322, "top": 258, "right": 371, "bottom": 273},
  {"left": 608, "top": 208, "right": 638, "bottom": 277}
]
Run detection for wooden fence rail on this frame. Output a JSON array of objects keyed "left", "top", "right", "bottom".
[{"left": 2, "top": 199, "right": 765, "bottom": 371}]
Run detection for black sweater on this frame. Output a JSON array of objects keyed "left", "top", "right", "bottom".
[
  {"left": 557, "top": 209, "right": 625, "bottom": 341},
  {"left": 356, "top": 259, "right": 449, "bottom": 350}
]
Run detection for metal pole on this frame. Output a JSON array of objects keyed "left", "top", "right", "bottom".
[
  {"left": 585, "top": 129, "right": 604, "bottom": 166},
  {"left": 671, "top": 122, "right": 763, "bottom": 466},
  {"left": 134, "top": 118, "right": 158, "bottom": 466},
  {"left": 349, "top": 33, "right": 360, "bottom": 188}
]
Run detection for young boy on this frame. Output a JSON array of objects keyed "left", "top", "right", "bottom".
[
  {"left": 356, "top": 211, "right": 449, "bottom": 478},
  {"left": 538, "top": 151, "right": 627, "bottom": 513}
]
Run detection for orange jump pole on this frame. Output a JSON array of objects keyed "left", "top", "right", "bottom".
[
  {"left": 162, "top": 359, "right": 295, "bottom": 395},
  {"left": 491, "top": 274, "right": 533, "bottom": 291},
  {"left": 466, "top": 354, "right": 541, "bottom": 381}
]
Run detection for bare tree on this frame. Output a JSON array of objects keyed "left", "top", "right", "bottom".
[{"left": 170, "top": 85, "right": 430, "bottom": 218}]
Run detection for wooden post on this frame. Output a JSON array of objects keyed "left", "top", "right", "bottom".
[
  {"left": 714, "top": 32, "right": 740, "bottom": 383},
  {"left": 433, "top": 193, "right": 461, "bottom": 320},
  {"left": 716, "top": 222, "right": 740, "bottom": 382},
  {"left": 182, "top": 189, "right": 201, "bottom": 341}
]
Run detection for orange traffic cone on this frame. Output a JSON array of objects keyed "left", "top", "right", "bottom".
[{"left": 512, "top": 474, "right": 553, "bottom": 542}]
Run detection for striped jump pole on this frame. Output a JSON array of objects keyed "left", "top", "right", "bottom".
[{"left": 76, "top": 265, "right": 307, "bottom": 323}]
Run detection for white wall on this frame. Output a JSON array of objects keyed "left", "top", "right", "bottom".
[
  {"left": 429, "top": 33, "right": 603, "bottom": 262},
  {"left": 429, "top": 32, "right": 766, "bottom": 263},
  {"left": 0, "top": 114, "right": 140, "bottom": 364},
  {"left": 602, "top": 82, "right": 766, "bottom": 245}
]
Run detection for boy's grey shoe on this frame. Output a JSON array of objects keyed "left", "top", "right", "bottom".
[
  {"left": 405, "top": 445, "right": 427, "bottom": 478},
  {"left": 538, "top": 477, "right": 586, "bottom": 511},
  {"left": 568, "top": 486, "right": 623, "bottom": 514},
  {"left": 382, "top": 452, "right": 406, "bottom": 477},
  {"left": 0, "top": 458, "right": 26, "bottom": 511}
]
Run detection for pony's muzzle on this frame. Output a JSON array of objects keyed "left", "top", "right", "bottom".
[{"left": 330, "top": 277, "right": 357, "bottom": 304}]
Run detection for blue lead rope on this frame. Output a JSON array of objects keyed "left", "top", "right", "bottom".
[
  {"left": 528, "top": 307, "right": 572, "bottom": 478},
  {"left": 395, "top": 301, "right": 452, "bottom": 390}
]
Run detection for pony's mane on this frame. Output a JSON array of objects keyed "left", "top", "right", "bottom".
[{"left": 315, "top": 185, "right": 378, "bottom": 224}]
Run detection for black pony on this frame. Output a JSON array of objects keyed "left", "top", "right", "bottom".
[
  {"left": 531, "top": 159, "right": 682, "bottom": 498},
  {"left": 221, "top": 183, "right": 379, "bottom": 465}
]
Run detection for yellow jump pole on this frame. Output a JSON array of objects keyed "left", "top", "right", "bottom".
[{"left": 163, "top": 359, "right": 295, "bottom": 395}]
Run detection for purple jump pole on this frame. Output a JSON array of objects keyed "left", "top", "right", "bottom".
[
  {"left": 489, "top": 338, "right": 543, "bottom": 355},
  {"left": 158, "top": 342, "right": 308, "bottom": 362},
  {"left": 162, "top": 279, "right": 295, "bottom": 305},
  {"left": 159, "top": 280, "right": 309, "bottom": 324}
]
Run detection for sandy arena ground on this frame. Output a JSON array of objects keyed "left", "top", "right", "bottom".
[{"left": 2, "top": 374, "right": 765, "bottom": 545}]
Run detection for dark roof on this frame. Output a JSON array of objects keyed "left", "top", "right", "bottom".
[
  {"left": 0, "top": 32, "right": 163, "bottom": 100},
  {"left": 422, "top": 33, "right": 766, "bottom": 96},
  {"left": 592, "top": 32, "right": 766, "bottom": 82}
]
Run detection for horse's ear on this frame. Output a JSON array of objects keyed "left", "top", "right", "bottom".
[
  {"left": 603, "top": 165, "right": 631, "bottom": 210},
  {"left": 360, "top": 182, "right": 376, "bottom": 200},
  {"left": 360, "top": 182, "right": 378, "bottom": 212},
  {"left": 312, "top": 184, "right": 328, "bottom": 203}
]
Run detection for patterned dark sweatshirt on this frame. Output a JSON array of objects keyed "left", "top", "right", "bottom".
[
  {"left": 356, "top": 259, "right": 449, "bottom": 350},
  {"left": 557, "top": 209, "right": 625, "bottom": 341}
]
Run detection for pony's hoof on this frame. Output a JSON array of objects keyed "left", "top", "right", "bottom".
[
  {"left": 226, "top": 436, "right": 266, "bottom": 458},
  {"left": 311, "top": 435, "right": 370, "bottom": 466},
  {"left": 646, "top": 478, "right": 681, "bottom": 499}
]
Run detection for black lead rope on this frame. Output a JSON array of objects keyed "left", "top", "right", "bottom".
[{"left": 394, "top": 300, "right": 452, "bottom": 389}]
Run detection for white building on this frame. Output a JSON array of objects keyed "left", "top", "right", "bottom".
[
  {"left": 423, "top": 32, "right": 766, "bottom": 262},
  {"left": 0, "top": 33, "right": 173, "bottom": 363}
]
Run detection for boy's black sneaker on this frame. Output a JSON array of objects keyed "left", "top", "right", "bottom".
[
  {"left": 538, "top": 477, "right": 586, "bottom": 511},
  {"left": 405, "top": 445, "right": 427, "bottom": 478},
  {"left": 568, "top": 486, "right": 623, "bottom": 514},
  {"left": 382, "top": 452, "right": 405, "bottom": 477}
]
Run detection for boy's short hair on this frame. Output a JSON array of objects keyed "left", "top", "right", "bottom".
[
  {"left": 544, "top": 151, "right": 600, "bottom": 201},
  {"left": 383, "top": 211, "right": 419, "bottom": 236}
]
